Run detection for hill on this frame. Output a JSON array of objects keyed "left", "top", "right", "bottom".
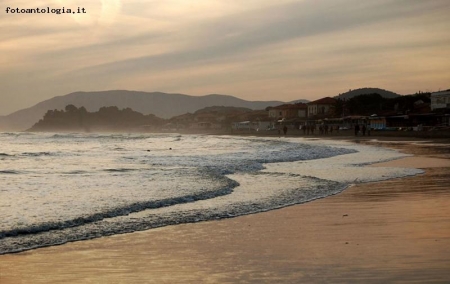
[
  {"left": 193, "top": 106, "right": 252, "bottom": 114},
  {"left": 288, "top": 99, "right": 310, "bottom": 104},
  {"left": 0, "top": 90, "right": 285, "bottom": 131},
  {"left": 335, "top": 88, "right": 400, "bottom": 100},
  {"left": 28, "top": 105, "right": 164, "bottom": 132}
]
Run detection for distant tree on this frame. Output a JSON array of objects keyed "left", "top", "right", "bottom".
[
  {"left": 78, "top": 106, "right": 88, "bottom": 114},
  {"left": 346, "top": 93, "right": 386, "bottom": 115},
  {"left": 334, "top": 98, "right": 345, "bottom": 117},
  {"left": 29, "top": 105, "right": 164, "bottom": 132},
  {"left": 43, "top": 110, "right": 54, "bottom": 119},
  {"left": 384, "top": 93, "right": 430, "bottom": 114},
  {"left": 65, "top": 104, "right": 78, "bottom": 113}
]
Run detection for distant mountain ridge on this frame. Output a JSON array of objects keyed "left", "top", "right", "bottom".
[
  {"left": 0, "top": 88, "right": 405, "bottom": 131},
  {"left": 0, "top": 90, "right": 286, "bottom": 131},
  {"left": 335, "top": 88, "right": 400, "bottom": 100}
]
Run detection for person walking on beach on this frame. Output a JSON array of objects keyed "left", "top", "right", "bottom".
[
  {"left": 283, "top": 125, "right": 288, "bottom": 136},
  {"left": 354, "top": 124, "right": 360, "bottom": 136}
]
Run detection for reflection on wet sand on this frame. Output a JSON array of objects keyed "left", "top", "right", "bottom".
[{"left": 0, "top": 139, "right": 449, "bottom": 283}]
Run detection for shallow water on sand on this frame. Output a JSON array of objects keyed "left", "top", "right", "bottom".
[{"left": 0, "top": 133, "right": 422, "bottom": 254}]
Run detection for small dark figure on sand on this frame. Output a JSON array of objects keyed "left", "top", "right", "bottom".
[
  {"left": 362, "top": 124, "right": 366, "bottom": 136},
  {"left": 283, "top": 125, "right": 288, "bottom": 135},
  {"left": 355, "top": 124, "right": 360, "bottom": 136}
]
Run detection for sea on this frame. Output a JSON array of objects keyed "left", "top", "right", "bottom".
[{"left": 0, "top": 132, "right": 423, "bottom": 254}]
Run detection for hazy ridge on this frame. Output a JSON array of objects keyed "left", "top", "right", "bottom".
[
  {"left": 0, "top": 91, "right": 286, "bottom": 131},
  {"left": 0, "top": 88, "right": 402, "bottom": 131},
  {"left": 335, "top": 88, "right": 400, "bottom": 100}
]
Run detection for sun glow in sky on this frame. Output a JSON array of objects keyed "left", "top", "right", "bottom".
[{"left": 1, "top": 0, "right": 449, "bottom": 115}]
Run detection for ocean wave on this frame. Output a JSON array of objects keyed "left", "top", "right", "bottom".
[
  {"left": 172, "top": 135, "right": 182, "bottom": 141},
  {"left": 62, "top": 170, "right": 89, "bottom": 175},
  {"left": 49, "top": 133, "right": 152, "bottom": 140},
  {"left": 0, "top": 132, "right": 35, "bottom": 137},
  {"left": 0, "top": 170, "right": 21, "bottom": 174},
  {"left": 144, "top": 142, "right": 357, "bottom": 175},
  {"left": 0, "top": 134, "right": 421, "bottom": 255},
  {"left": 0, "top": 173, "right": 238, "bottom": 243},
  {"left": 0, "top": 173, "right": 341, "bottom": 255},
  {"left": 21, "top": 152, "right": 54, "bottom": 157},
  {"left": 103, "top": 168, "right": 139, "bottom": 173},
  {"left": 51, "top": 133, "right": 83, "bottom": 139}
]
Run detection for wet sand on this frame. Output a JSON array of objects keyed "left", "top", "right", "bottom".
[{"left": 1, "top": 139, "right": 449, "bottom": 283}]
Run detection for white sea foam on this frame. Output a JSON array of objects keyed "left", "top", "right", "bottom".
[
  {"left": 263, "top": 138, "right": 423, "bottom": 184},
  {"left": 0, "top": 133, "right": 422, "bottom": 254}
]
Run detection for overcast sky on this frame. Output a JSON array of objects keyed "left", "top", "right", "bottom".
[{"left": 1, "top": 0, "right": 449, "bottom": 115}]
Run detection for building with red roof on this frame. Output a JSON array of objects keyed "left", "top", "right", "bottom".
[
  {"left": 268, "top": 103, "right": 308, "bottom": 119},
  {"left": 307, "top": 97, "right": 336, "bottom": 118}
]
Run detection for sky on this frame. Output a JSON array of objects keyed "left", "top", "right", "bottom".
[{"left": 1, "top": 0, "right": 449, "bottom": 115}]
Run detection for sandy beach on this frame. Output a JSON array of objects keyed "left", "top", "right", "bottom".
[{"left": 1, "top": 138, "right": 449, "bottom": 283}]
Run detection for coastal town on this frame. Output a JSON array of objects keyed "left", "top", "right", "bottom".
[
  {"left": 28, "top": 90, "right": 450, "bottom": 136},
  {"left": 165, "top": 90, "right": 450, "bottom": 135}
]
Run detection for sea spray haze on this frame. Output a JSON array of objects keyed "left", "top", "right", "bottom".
[{"left": 0, "top": 133, "right": 422, "bottom": 254}]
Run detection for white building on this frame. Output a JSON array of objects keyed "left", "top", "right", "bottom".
[
  {"left": 307, "top": 97, "right": 336, "bottom": 117},
  {"left": 232, "top": 120, "right": 272, "bottom": 131},
  {"left": 268, "top": 103, "right": 308, "bottom": 119},
  {"left": 431, "top": 91, "right": 450, "bottom": 110}
]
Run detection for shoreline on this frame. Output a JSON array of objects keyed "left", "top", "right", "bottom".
[
  {"left": 12, "top": 128, "right": 450, "bottom": 139},
  {"left": 0, "top": 138, "right": 449, "bottom": 283}
]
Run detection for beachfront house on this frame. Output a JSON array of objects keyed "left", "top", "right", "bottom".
[
  {"left": 307, "top": 97, "right": 336, "bottom": 118},
  {"left": 267, "top": 103, "right": 309, "bottom": 130},
  {"left": 430, "top": 91, "right": 450, "bottom": 126},
  {"left": 369, "top": 116, "right": 387, "bottom": 130},
  {"left": 193, "top": 121, "right": 222, "bottom": 129},
  {"left": 232, "top": 119, "right": 272, "bottom": 131},
  {"left": 339, "top": 115, "right": 369, "bottom": 129},
  {"left": 431, "top": 90, "right": 450, "bottom": 110},
  {"left": 268, "top": 103, "right": 308, "bottom": 120}
]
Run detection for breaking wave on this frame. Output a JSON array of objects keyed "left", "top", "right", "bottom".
[{"left": 0, "top": 133, "right": 423, "bottom": 254}]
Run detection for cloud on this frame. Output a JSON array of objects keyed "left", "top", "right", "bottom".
[
  {"left": 98, "top": 0, "right": 121, "bottom": 25},
  {"left": 0, "top": 0, "right": 449, "bottom": 114},
  {"left": 59, "top": 0, "right": 448, "bottom": 75}
]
